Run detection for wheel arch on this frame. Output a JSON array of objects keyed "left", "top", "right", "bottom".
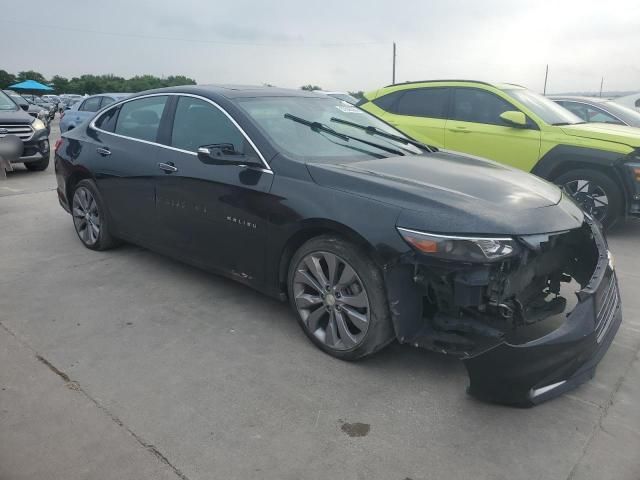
[
  {"left": 65, "top": 167, "right": 95, "bottom": 204},
  {"left": 277, "top": 219, "right": 382, "bottom": 296}
]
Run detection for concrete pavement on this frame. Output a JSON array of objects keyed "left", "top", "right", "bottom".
[{"left": 1, "top": 119, "right": 639, "bottom": 479}]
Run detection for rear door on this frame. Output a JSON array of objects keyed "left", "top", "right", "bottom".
[
  {"left": 154, "top": 95, "right": 274, "bottom": 285},
  {"left": 91, "top": 95, "right": 169, "bottom": 244},
  {"left": 445, "top": 88, "right": 541, "bottom": 171},
  {"left": 374, "top": 87, "right": 450, "bottom": 147}
]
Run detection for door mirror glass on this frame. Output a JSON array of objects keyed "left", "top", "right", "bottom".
[
  {"left": 499, "top": 110, "right": 527, "bottom": 127},
  {"left": 197, "top": 144, "right": 260, "bottom": 167}
]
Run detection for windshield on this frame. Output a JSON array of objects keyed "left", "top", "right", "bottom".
[
  {"left": 602, "top": 101, "right": 640, "bottom": 127},
  {"left": 503, "top": 88, "right": 584, "bottom": 125},
  {"left": 236, "top": 96, "right": 421, "bottom": 161},
  {"left": 0, "top": 90, "right": 18, "bottom": 111}
]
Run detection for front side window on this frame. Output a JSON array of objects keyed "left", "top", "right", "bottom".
[
  {"left": 451, "top": 88, "right": 515, "bottom": 126},
  {"left": 394, "top": 88, "right": 449, "bottom": 118},
  {"left": 80, "top": 97, "right": 102, "bottom": 112},
  {"left": 114, "top": 96, "right": 168, "bottom": 142},
  {"left": 170, "top": 96, "right": 247, "bottom": 154}
]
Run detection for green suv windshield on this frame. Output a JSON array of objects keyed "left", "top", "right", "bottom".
[
  {"left": 237, "top": 96, "right": 421, "bottom": 161},
  {"left": 504, "top": 88, "right": 584, "bottom": 126}
]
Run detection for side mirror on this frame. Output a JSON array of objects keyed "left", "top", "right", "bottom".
[
  {"left": 197, "top": 144, "right": 261, "bottom": 167},
  {"left": 500, "top": 111, "right": 528, "bottom": 128},
  {"left": 19, "top": 103, "right": 29, "bottom": 112}
]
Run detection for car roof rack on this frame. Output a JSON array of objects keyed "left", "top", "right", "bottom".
[{"left": 383, "top": 79, "right": 496, "bottom": 88}]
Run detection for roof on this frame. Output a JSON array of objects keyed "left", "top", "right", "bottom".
[
  {"left": 8, "top": 80, "right": 54, "bottom": 91},
  {"left": 548, "top": 95, "right": 612, "bottom": 103},
  {"left": 130, "top": 84, "right": 325, "bottom": 100},
  {"left": 382, "top": 79, "right": 527, "bottom": 90}
]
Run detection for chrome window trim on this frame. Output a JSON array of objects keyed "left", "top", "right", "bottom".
[
  {"left": 88, "top": 92, "right": 273, "bottom": 173},
  {"left": 555, "top": 99, "right": 627, "bottom": 126}
]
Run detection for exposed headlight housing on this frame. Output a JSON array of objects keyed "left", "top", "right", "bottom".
[
  {"left": 31, "top": 118, "right": 46, "bottom": 131},
  {"left": 397, "top": 227, "right": 519, "bottom": 262}
]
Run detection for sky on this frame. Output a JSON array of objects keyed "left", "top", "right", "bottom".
[{"left": 2, "top": 0, "right": 639, "bottom": 94}]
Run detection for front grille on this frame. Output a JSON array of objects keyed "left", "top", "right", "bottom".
[
  {"left": 595, "top": 272, "right": 620, "bottom": 343},
  {"left": 0, "top": 123, "right": 34, "bottom": 141}
]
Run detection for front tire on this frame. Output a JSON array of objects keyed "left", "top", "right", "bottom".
[
  {"left": 555, "top": 168, "right": 622, "bottom": 229},
  {"left": 71, "top": 179, "right": 119, "bottom": 251},
  {"left": 287, "top": 235, "right": 395, "bottom": 361}
]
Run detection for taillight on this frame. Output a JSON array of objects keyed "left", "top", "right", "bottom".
[{"left": 54, "top": 139, "right": 63, "bottom": 153}]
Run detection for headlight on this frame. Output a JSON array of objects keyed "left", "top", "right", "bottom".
[
  {"left": 397, "top": 227, "right": 519, "bottom": 262},
  {"left": 31, "top": 118, "right": 46, "bottom": 131}
]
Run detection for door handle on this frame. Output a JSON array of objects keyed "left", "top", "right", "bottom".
[
  {"left": 158, "top": 162, "right": 178, "bottom": 173},
  {"left": 96, "top": 147, "right": 111, "bottom": 156},
  {"left": 448, "top": 127, "right": 470, "bottom": 133}
]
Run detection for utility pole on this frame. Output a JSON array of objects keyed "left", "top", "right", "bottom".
[
  {"left": 392, "top": 42, "right": 396, "bottom": 85},
  {"left": 543, "top": 64, "right": 549, "bottom": 95},
  {"left": 599, "top": 77, "right": 604, "bottom": 97}
]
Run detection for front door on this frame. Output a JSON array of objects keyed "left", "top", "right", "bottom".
[
  {"left": 154, "top": 95, "right": 274, "bottom": 286},
  {"left": 445, "top": 88, "right": 541, "bottom": 172}
]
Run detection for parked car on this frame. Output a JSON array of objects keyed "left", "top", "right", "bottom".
[
  {"left": 55, "top": 85, "right": 621, "bottom": 406},
  {"left": 3, "top": 90, "right": 50, "bottom": 130},
  {"left": 60, "top": 93, "right": 129, "bottom": 132},
  {"left": 0, "top": 89, "right": 50, "bottom": 170},
  {"left": 550, "top": 96, "right": 640, "bottom": 128},
  {"left": 59, "top": 94, "right": 83, "bottom": 112},
  {"left": 358, "top": 80, "right": 640, "bottom": 228},
  {"left": 22, "top": 94, "right": 56, "bottom": 121},
  {"left": 315, "top": 91, "right": 359, "bottom": 104}
]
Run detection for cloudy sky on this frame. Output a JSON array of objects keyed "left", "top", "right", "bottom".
[{"left": 2, "top": 0, "right": 639, "bottom": 93}]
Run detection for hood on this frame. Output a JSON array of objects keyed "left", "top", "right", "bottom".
[
  {"left": 307, "top": 152, "right": 584, "bottom": 235},
  {"left": 560, "top": 123, "right": 640, "bottom": 148},
  {"left": 0, "top": 109, "right": 34, "bottom": 124}
]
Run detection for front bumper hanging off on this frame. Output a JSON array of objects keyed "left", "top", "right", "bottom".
[{"left": 386, "top": 219, "right": 622, "bottom": 407}]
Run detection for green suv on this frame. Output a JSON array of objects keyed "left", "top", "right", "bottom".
[{"left": 358, "top": 80, "right": 640, "bottom": 227}]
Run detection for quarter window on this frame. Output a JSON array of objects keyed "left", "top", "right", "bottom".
[
  {"left": 94, "top": 106, "right": 119, "bottom": 132},
  {"left": 452, "top": 88, "right": 516, "bottom": 126},
  {"left": 100, "top": 96, "right": 115, "bottom": 108},
  {"left": 170, "top": 96, "right": 247, "bottom": 154},
  {"left": 80, "top": 97, "right": 102, "bottom": 113},
  {"left": 114, "top": 96, "right": 168, "bottom": 142}
]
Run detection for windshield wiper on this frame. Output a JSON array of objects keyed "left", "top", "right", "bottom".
[
  {"left": 283, "top": 113, "right": 405, "bottom": 156},
  {"left": 552, "top": 121, "right": 587, "bottom": 126},
  {"left": 330, "top": 117, "right": 434, "bottom": 152}
]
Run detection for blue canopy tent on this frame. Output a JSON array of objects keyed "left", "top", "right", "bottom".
[{"left": 8, "top": 80, "right": 54, "bottom": 92}]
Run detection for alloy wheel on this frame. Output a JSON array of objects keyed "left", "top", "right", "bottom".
[
  {"left": 72, "top": 187, "right": 101, "bottom": 246},
  {"left": 292, "top": 251, "right": 370, "bottom": 350},
  {"left": 563, "top": 179, "right": 609, "bottom": 221}
]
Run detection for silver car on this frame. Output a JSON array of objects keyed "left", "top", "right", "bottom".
[{"left": 551, "top": 96, "right": 640, "bottom": 128}]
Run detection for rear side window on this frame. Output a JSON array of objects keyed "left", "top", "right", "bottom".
[
  {"left": 80, "top": 97, "right": 102, "bottom": 112},
  {"left": 114, "top": 96, "right": 168, "bottom": 142},
  {"left": 394, "top": 88, "right": 450, "bottom": 118},
  {"left": 451, "top": 88, "right": 516, "bottom": 126},
  {"left": 94, "top": 106, "right": 119, "bottom": 132},
  {"left": 170, "top": 96, "right": 247, "bottom": 153}
]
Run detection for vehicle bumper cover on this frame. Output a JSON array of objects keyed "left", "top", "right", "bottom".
[
  {"left": 463, "top": 226, "right": 622, "bottom": 406},
  {"left": 463, "top": 271, "right": 621, "bottom": 406}
]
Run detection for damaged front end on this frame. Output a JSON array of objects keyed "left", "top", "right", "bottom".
[{"left": 386, "top": 217, "right": 622, "bottom": 406}]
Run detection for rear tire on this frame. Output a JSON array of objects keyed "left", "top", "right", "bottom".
[
  {"left": 287, "top": 235, "right": 395, "bottom": 361},
  {"left": 24, "top": 154, "right": 50, "bottom": 172},
  {"left": 555, "top": 168, "right": 622, "bottom": 229},
  {"left": 71, "top": 179, "right": 120, "bottom": 251}
]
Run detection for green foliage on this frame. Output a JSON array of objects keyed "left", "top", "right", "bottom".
[
  {"left": 301, "top": 84, "right": 322, "bottom": 91},
  {"left": 0, "top": 70, "right": 16, "bottom": 89},
  {"left": 348, "top": 91, "right": 365, "bottom": 99},
  {"left": 0, "top": 70, "right": 197, "bottom": 94}
]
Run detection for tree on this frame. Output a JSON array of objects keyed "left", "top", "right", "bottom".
[
  {"left": 50, "top": 75, "right": 69, "bottom": 93},
  {"left": 16, "top": 70, "right": 48, "bottom": 84},
  {"left": 0, "top": 70, "right": 16, "bottom": 89},
  {"left": 348, "top": 90, "right": 365, "bottom": 99},
  {"left": 301, "top": 84, "right": 322, "bottom": 91}
]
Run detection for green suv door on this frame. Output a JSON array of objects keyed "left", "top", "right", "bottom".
[{"left": 445, "top": 88, "right": 541, "bottom": 172}]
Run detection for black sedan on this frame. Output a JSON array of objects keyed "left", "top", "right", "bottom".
[{"left": 54, "top": 86, "right": 622, "bottom": 406}]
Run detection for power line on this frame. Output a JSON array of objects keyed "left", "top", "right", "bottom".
[{"left": 0, "top": 19, "right": 387, "bottom": 48}]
